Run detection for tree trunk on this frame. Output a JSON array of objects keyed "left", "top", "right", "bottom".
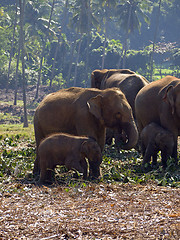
[
  {"left": 85, "top": 0, "right": 90, "bottom": 86},
  {"left": 14, "top": 32, "right": 20, "bottom": 105},
  {"left": 101, "top": 16, "right": 107, "bottom": 70},
  {"left": 34, "top": 0, "right": 55, "bottom": 100},
  {"left": 49, "top": 0, "right": 69, "bottom": 88},
  {"left": 19, "top": 0, "right": 28, "bottom": 127},
  {"left": 149, "top": 0, "right": 162, "bottom": 81},
  {"left": 73, "top": 34, "right": 82, "bottom": 86},
  {"left": 66, "top": 41, "right": 75, "bottom": 87},
  {"left": 122, "top": 3, "right": 132, "bottom": 68},
  {"left": 6, "top": 0, "right": 18, "bottom": 92}
]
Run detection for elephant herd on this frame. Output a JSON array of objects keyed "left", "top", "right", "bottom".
[{"left": 33, "top": 69, "right": 180, "bottom": 184}]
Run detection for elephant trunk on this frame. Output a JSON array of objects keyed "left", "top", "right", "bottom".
[{"left": 120, "top": 121, "right": 138, "bottom": 150}]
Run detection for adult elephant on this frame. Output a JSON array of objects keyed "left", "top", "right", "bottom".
[
  {"left": 33, "top": 87, "right": 138, "bottom": 176},
  {"left": 135, "top": 75, "right": 180, "bottom": 163},
  {"left": 91, "top": 68, "right": 135, "bottom": 89},
  {"left": 91, "top": 68, "right": 149, "bottom": 145},
  {"left": 91, "top": 68, "right": 149, "bottom": 115}
]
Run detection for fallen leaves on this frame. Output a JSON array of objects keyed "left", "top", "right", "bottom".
[{"left": 0, "top": 182, "right": 179, "bottom": 239}]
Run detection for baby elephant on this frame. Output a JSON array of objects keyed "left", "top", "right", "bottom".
[
  {"left": 38, "top": 133, "right": 102, "bottom": 184},
  {"left": 140, "top": 122, "right": 174, "bottom": 169}
]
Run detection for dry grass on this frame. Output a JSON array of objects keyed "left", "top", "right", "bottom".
[{"left": 0, "top": 182, "right": 179, "bottom": 239}]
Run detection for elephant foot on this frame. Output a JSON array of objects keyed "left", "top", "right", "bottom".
[{"left": 142, "top": 162, "right": 152, "bottom": 172}]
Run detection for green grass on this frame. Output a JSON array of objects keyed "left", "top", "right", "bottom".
[
  {"left": 152, "top": 68, "right": 176, "bottom": 81},
  {"left": 0, "top": 123, "right": 34, "bottom": 139},
  {"left": 0, "top": 125, "right": 179, "bottom": 191},
  {"left": 0, "top": 100, "right": 24, "bottom": 107}
]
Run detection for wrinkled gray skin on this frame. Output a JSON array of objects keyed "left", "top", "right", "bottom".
[
  {"left": 91, "top": 69, "right": 149, "bottom": 145},
  {"left": 135, "top": 75, "right": 180, "bottom": 163},
  {"left": 38, "top": 133, "right": 102, "bottom": 184},
  {"left": 34, "top": 87, "right": 138, "bottom": 176},
  {"left": 140, "top": 122, "right": 174, "bottom": 169}
]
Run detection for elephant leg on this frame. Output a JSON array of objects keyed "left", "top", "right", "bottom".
[
  {"left": 80, "top": 157, "right": 88, "bottom": 180},
  {"left": 161, "top": 152, "right": 168, "bottom": 169},
  {"left": 140, "top": 141, "right": 146, "bottom": 157},
  {"left": 33, "top": 156, "right": 40, "bottom": 176},
  {"left": 172, "top": 138, "right": 178, "bottom": 164},
  {"left": 89, "top": 161, "right": 101, "bottom": 179},
  {"left": 106, "top": 128, "right": 114, "bottom": 145},
  {"left": 142, "top": 144, "right": 154, "bottom": 167},
  {"left": 39, "top": 167, "right": 53, "bottom": 185},
  {"left": 152, "top": 151, "right": 158, "bottom": 167},
  {"left": 33, "top": 130, "right": 45, "bottom": 175}
]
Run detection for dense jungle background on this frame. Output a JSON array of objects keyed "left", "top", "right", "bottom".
[{"left": 0, "top": 0, "right": 180, "bottom": 239}]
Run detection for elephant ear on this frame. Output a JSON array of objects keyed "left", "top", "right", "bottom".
[
  {"left": 87, "top": 95, "right": 104, "bottom": 122},
  {"left": 163, "top": 85, "right": 175, "bottom": 115}
]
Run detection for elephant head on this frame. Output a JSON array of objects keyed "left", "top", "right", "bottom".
[
  {"left": 91, "top": 69, "right": 109, "bottom": 88},
  {"left": 87, "top": 88, "right": 138, "bottom": 150},
  {"left": 162, "top": 83, "right": 180, "bottom": 118},
  {"left": 155, "top": 131, "right": 174, "bottom": 156},
  {"left": 91, "top": 69, "right": 135, "bottom": 89},
  {"left": 81, "top": 139, "right": 102, "bottom": 178}
]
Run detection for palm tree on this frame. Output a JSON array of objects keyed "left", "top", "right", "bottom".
[
  {"left": 19, "top": 0, "right": 28, "bottom": 127},
  {"left": 149, "top": 0, "right": 174, "bottom": 81},
  {"left": 49, "top": 0, "right": 69, "bottom": 88},
  {"left": 69, "top": 0, "right": 99, "bottom": 86},
  {"left": 23, "top": 0, "right": 56, "bottom": 100},
  {"left": 6, "top": 0, "right": 18, "bottom": 92},
  {"left": 116, "top": 0, "right": 151, "bottom": 68},
  {"left": 34, "top": 0, "right": 56, "bottom": 99},
  {"left": 94, "top": 0, "right": 117, "bottom": 69}
]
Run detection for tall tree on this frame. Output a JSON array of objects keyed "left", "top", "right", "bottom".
[
  {"left": 149, "top": 0, "right": 175, "bottom": 81},
  {"left": 116, "top": 0, "right": 151, "bottom": 68},
  {"left": 69, "top": 0, "right": 98, "bottom": 86},
  {"left": 34, "top": 0, "right": 56, "bottom": 100},
  {"left": 19, "top": 0, "right": 28, "bottom": 127},
  {"left": 6, "top": 0, "right": 18, "bottom": 92},
  {"left": 49, "top": 0, "right": 69, "bottom": 88},
  {"left": 95, "top": 0, "right": 116, "bottom": 69}
]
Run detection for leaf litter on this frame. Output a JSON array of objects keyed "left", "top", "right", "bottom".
[{"left": 0, "top": 182, "right": 179, "bottom": 239}]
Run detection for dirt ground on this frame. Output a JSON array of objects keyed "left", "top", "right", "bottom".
[
  {"left": 0, "top": 182, "right": 179, "bottom": 239},
  {"left": 0, "top": 86, "right": 50, "bottom": 124}
]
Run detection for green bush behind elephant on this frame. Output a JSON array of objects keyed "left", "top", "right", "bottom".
[
  {"left": 34, "top": 87, "right": 138, "bottom": 176},
  {"left": 135, "top": 75, "right": 180, "bottom": 164}
]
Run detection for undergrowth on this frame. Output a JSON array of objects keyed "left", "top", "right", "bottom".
[{"left": 0, "top": 133, "right": 179, "bottom": 194}]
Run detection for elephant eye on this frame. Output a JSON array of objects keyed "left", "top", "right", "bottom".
[{"left": 116, "top": 112, "right": 121, "bottom": 119}]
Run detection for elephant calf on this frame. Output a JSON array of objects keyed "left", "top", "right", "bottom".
[
  {"left": 140, "top": 122, "right": 174, "bottom": 169},
  {"left": 38, "top": 133, "right": 102, "bottom": 184}
]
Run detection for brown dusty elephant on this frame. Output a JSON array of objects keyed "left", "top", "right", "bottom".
[
  {"left": 135, "top": 75, "right": 180, "bottom": 163},
  {"left": 91, "top": 68, "right": 149, "bottom": 145},
  {"left": 91, "top": 68, "right": 149, "bottom": 115},
  {"left": 140, "top": 122, "right": 174, "bottom": 169},
  {"left": 91, "top": 69, "right": 136, "bottom": 89},
  {"left": 34, "top": 87, "right": 138, "bottom": 176},
  {"left": 38, "top": 133, "right": 102, "bottom": 184}
]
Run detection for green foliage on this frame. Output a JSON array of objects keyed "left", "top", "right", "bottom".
[
  {"left": 46, "top": 72, "right": 66, "bottom": 89},
  {"left": 101, "top": 146, "right": 180, "bottom": 187},
  {"left": 0, "top": 135, "right": 35, "bottom": 180},
  {"left": 126, "top": 49, "right": 149, "bottom": 72},
  {"left": 0, "top": 131, "right": 179, "bottom": 190},
  {"left": 171, "top": 48, "right": 180, "bottom": 72}
]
